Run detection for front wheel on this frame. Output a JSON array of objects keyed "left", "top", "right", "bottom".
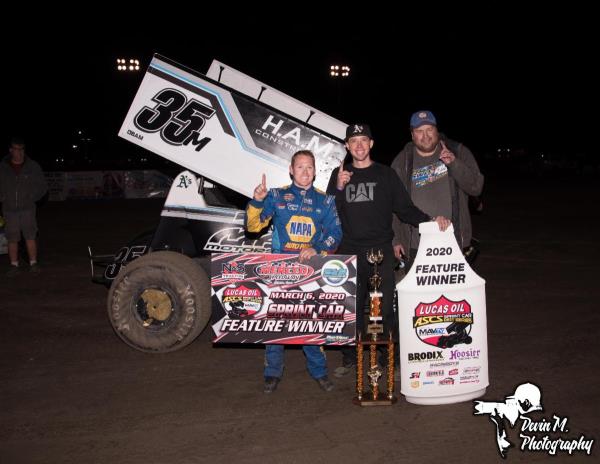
[{"left": 107, "top": 251, "right": 211, "bottom": 353}]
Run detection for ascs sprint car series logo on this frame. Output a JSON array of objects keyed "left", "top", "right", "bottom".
[
  {"left": 413, "top": 295, "right": 473, "bottom": 349},
  {"left": 221, "top": 283, "right": 264, "bottom": 319},
  {"left": 474, "top": 382, "right": 594, "bottom": 458}
]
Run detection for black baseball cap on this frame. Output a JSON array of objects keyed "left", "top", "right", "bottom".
[{"left": 345, "top": 123, "right": 372, "bottom": 141}]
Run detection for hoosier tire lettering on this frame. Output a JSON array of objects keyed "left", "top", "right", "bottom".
[{"left": 107, "top": 251, "right": 211, "bottom": 353}]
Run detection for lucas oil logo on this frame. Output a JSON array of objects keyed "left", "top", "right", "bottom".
[
  {"left": 413, "top": 295, "right": 473, "bottom": 349},
  {"left": 221, "top": 283, "right": 263, "bottom": 318},
  {"left": 286, "top": 216, "right": 315, "bottom": 243}
]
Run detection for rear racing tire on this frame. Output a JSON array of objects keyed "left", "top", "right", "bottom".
[{"left": 107, "top": 251, "right": 211, "bottom": 353}]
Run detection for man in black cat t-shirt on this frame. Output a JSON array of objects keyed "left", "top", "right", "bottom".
[{"left": 326, "top": 123, "right": 450, "bottom": 375}]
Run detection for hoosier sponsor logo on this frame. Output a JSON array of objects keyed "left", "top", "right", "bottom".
[{"left": 449, "top": 348, "right": 481, "bottom": 361}]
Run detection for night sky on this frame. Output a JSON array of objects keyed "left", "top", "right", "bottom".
[{"left": 4, "top": 10, "right": 596, "bottom": 168}]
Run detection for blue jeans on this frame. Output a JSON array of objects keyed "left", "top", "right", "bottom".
[{"left": 264, "top": 344, "right": 327, "bottom": 379}]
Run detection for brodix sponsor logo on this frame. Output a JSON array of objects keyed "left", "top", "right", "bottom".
[{"left": 408, "top": 351, "right": 444, "bottom": 362}]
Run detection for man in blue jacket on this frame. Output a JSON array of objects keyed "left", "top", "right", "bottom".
[{"left": 246, "top": 150, "right": 342, "bottom": 394}]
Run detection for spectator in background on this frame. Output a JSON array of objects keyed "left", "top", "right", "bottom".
[{"left": 0, "top": 137, "right": 47, "bottom": 276}]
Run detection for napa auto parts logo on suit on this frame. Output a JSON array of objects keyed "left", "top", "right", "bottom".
[{"left": 413, "top": 295, "right": 473, "bottom": 349}]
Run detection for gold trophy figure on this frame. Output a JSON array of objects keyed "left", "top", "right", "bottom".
[
  {"left": 366, "top": 251, "right": 384, "bottom": 341},
  {"left": 353, "top": 249, "right": 397, "bottom": 406}
]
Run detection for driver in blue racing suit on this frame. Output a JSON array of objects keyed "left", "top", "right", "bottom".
[{"left": 246, "top": 150, "right": 342, "bottom": 394}]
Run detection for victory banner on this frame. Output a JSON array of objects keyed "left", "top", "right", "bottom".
[{"left": 211, "top": 253, "right": 357, "bottom": 345}]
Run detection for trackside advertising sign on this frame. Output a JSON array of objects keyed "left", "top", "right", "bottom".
[
  {"left": 397, "top": 223, "right": 489, "bottom": 405},
  {"left": 211, "top": 253, "right": 357, "bottom": 345}
]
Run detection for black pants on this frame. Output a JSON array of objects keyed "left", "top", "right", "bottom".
[
  {"left": 339, "top": 242, "right": 399, "bottom": 365},
  {"left": 405, "top": 248, "right": 419, "bottom": 273}
]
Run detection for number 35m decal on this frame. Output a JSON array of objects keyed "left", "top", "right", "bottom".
[{"left": 134, "top": 88, "right": 215, "bottom": 151}]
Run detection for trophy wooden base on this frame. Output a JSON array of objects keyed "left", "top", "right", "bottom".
[
  {"left": 353, "top": 333, "right": 397, "bottom": 407},
  {"left": 352, "top": 395, "right": 398, "bottom": 406}
]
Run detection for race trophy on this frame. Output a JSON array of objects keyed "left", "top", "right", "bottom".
[{"left": 353, "top": 249, "right": 397, "bottom": 406}]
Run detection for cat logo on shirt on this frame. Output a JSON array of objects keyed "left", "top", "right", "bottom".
[{"left": 286, "top": 216, "right": 315, "bottom": 243}]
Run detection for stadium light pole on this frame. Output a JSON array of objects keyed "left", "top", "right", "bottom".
[
  {"left": 329, "top": 64, "right": 351, "bottom": 107},
  {"left": 116, "top": 58, "right": 141, "bottom": 72}
]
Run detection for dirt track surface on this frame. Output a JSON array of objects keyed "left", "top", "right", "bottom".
[{"left": 1, "top": 179, "right": 598, "bottom": 463}]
